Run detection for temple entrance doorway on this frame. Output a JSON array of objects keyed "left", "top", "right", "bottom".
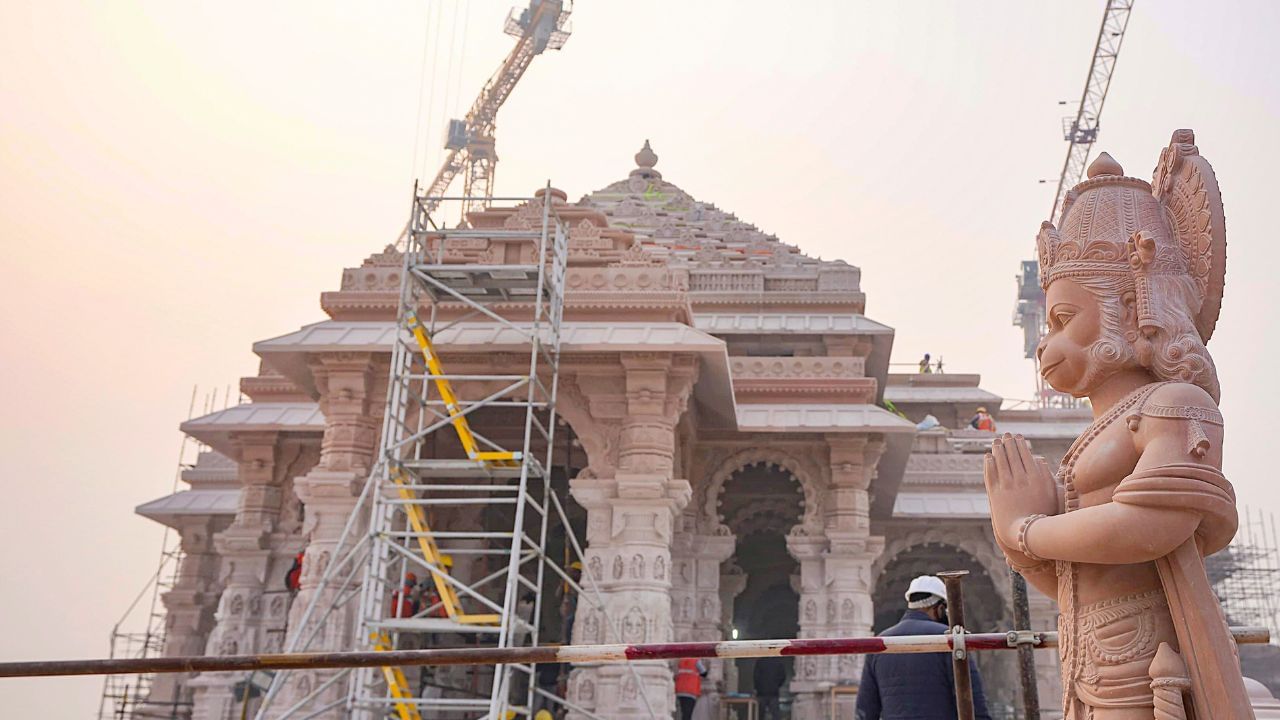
[
  {"left": 720, "top": 461, "right": 805, "bottom": 705},
  {"left": 872, "top": 540, "right": 1017, "bottom": 715}
]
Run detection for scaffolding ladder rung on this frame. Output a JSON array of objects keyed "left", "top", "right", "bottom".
[
  {"left": 383, "top": 497, "right": 518, "bottom": 507},
  {"left": 397, "top": 459, "right": 537, "bottom": 478},
  {"left": 368, "top": 618, "right": 505, "bottom": 633},
  {"left": 388, "top": 483, "right": 523, "bottom": 492}
]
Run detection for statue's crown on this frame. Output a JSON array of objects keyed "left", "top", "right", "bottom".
[{"left": 1036, "top": 129, "right": 1227, "bottom": 343}]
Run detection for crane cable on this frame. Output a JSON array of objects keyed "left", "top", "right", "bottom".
[
  {"left": 453, "top": 0, "right": 470, "bottom": 120},
  {"left": 408, "top": 2, "right": 435, "bottom": 188},
  {"left": 422, "top": 0, "right": 445, "bottom": 182},
  {"left": 438, "top": 0, "right": 462, "bottom": 175}
]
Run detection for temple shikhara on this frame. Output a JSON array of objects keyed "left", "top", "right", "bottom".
[{"left": 123, "top": 142, "right": 1098, "bottom": 719}]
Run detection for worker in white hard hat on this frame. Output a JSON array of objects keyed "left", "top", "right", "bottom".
[{"left": 855, "top": 575, "right": 992, "bottom": 720}]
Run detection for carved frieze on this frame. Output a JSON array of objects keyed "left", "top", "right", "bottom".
[{"left": 729, "top": 356, "right": 866, "bottom": 380}]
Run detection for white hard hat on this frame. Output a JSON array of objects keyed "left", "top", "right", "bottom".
[{"left": 904, "top": 575, "right": 947, "bottom": 608}]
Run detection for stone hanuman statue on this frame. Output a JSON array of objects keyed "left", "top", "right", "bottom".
[{"left": 983, "top": 130, "right": 1253, "bottom": 719}]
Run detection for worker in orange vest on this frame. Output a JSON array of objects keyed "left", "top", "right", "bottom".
[
  {"left": 968, "top": 406, "right": 997, "bottom": 432},
  {"left": 674, "top": 657, "right": 708, "bottom": 720},
  {"left": 284, "top": 551, "right": 304, "bottom": 593},
  {"left": 421, "top": 583, "right": 449, "bottom": 618},
  {"left": 390, "top": 572, "right": 419, "bottom": 618},
  {"left": 418, "top": 555, "right": 454, "bottom": 619}
]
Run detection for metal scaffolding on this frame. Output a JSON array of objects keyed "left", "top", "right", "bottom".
[
  {"left": 98, "top": 389, "right": 210, "bottom": 720},
  {"left": 97, "top": 547, "right": 182, "bottom": 720},
  {"left": 255, "top": 186, "right": 593, "bottom": 720},
  {"left": 1210, "top": 507, "right": 1280, "bottom": 635}
]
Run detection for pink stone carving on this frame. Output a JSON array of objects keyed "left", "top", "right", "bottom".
[{"left": 985, "top": 130, "right": 1251, "bottom": 718}]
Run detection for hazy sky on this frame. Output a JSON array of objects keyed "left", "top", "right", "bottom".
[{"left": 3, "top": 1, "right": 1279, "bottom": 716}]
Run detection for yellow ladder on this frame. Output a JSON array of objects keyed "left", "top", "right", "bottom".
[
  {"left": 371, "top": 632, "right": 423, "bottom": 720},
  {"left": 389, "top": 465, "right": 500, "bottom": 625},
  {"left": 405, "top": 311, "right": 519, "bottom": 467}
]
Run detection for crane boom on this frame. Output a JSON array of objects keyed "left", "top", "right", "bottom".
[
  {"left": 422, "top": 0, "right": 571, "bottom": 217},
  {"left": 1014, "top": 0, "right": 1135, "bottom": 408},
  {"left": 1047, "top": 0, "right": 1135, "bottom": 222}
]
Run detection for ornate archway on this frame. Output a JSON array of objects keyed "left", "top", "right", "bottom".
[
  {"left": 702, "top": 447, "right": 825, "bottom": 533},
  {"left": 719, "top": 461, "right": 806, "bottom": 696},
  {"left": 873, "top": 525, "right": 1012, "bottom": 608}
]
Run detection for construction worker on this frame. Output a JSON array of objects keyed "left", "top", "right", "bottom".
[
  {"left": 390, "top": 572, "right": 419, "bottom": 618},
  {"left": 675, "top": 657, "right": 708, "bottom": 720},
  {"left": 918, "top": 353, "right": 933, "bottom": 374},
  {"left": 419, "top": 555, "right": 453, "bottom": 619},
  {"left": 753, "top": 656, "right": 786, "bottom": 720},
  {"left": 968, "top": 406, "right": 997, "bottom": 432},
  {"left": 532, "top": 662, "right": 563, "bottom": 716},
  {"left": 284, "top": 550, "right": 304, "bottom": 593},
  {"left": 559, "top": 560, "right": 583, "bottom": 644},
  {"left": 855, "top": 575, "right": 992, "bottom": 719}
]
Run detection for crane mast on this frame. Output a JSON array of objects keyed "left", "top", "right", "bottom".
[
  {"left": 424, "top": 0, "right": 572, "bottom": 218},
  {"left": 1047, "top": 0, "right": 1135, "bottom": 222},
  {"left": 1013, "top": 0, "right": 1134, "bottom": 407}
]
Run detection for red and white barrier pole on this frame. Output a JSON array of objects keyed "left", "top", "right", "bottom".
[{"left": 0, "top": 627, "right": 1268, "bottom": 679}]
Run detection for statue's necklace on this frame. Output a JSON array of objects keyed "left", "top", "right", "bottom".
[{"left": 1059, "top": 381, "right": 1169, "bottom": 512}]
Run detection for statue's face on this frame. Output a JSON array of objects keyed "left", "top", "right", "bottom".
[{"left": 1038, "top": 278, "right": 1109, "bottom": 396}]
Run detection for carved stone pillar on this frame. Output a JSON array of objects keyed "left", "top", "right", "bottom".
[
  {"left": 142, "top": 516, "right": 228, "bottom": 719},
  {"left": 192, "top": 432, "right": 303, "bottom": 720},
  {"left": 562, "top": 354, "right": 697, "bottom": 719},
  {"left": 671, "top": 513, "right": 735, "bottom": 697},
  {"left": 788, "top": 437, "right": 886, "bottom": 720},
  {"left": 276, "top": 353, "right": 380, "bottom": 717},
  {"left": 718, "top": 564, "right": 748, "bottom": 693}
]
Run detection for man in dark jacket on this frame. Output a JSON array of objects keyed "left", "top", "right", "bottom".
[
  {"left": 856, "top": 575, "right": 992, "bottom": 720},
  {"left": 752, "top": 655, "right": 787, "bottom": 719}
]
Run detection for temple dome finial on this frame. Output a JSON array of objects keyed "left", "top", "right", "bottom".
[
  {"left": 635, "top": 139, "right": 658, "bottom": 169},
  {"left": 1087, "top": 152, "right": 1124, "bottom": 178}
]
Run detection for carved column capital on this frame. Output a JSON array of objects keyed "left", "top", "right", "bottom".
[{"left": 307, "top": 352, "right": 380, "bottom": 477}]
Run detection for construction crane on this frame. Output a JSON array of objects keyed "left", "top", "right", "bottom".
[
  {"left": 425, "top": 0, "right": 572, "bottom": 219},
  {"left": 1047, "top": 0, "right": 1135, "bottom": 223},
  {"left": 1013, "top": 0, "right": 1134, "bottom": 406}
]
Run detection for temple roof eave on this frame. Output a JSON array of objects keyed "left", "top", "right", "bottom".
[
  {"left": 693, "top": 312, "right": 895, "bottom": 404},
  {"left": 178, "top": 402, "right": 326, "bottom": 458},
  {"left": 252, "top": 320, "right": 738, "bottom": 426},
  {"left": 891, "top": 491, "right": 991, "bottom": 519},
  {"left": 693, "top": 312, "right": 894, "bottom": 336},
  {"left": 135, "top": 489, "right": 242, "bottom": 528},
  {"left": 733, "top": 403, "right": 915, "bottom": 433},
  {"left": 883, "top": 386, "right": 1005, "bottom": 405}
]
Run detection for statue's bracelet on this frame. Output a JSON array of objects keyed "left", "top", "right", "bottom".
[{"left": 1017, "top": 514, "right": 1048, "bottom": 563}]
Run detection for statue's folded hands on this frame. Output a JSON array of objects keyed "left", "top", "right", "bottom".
[{"left": 984, "top": 434, "right": 1059, "bottom": 550}]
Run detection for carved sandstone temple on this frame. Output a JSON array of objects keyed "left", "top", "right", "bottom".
[{"left": 136, "top": 142, "right": 1085, "bottom": 718}]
